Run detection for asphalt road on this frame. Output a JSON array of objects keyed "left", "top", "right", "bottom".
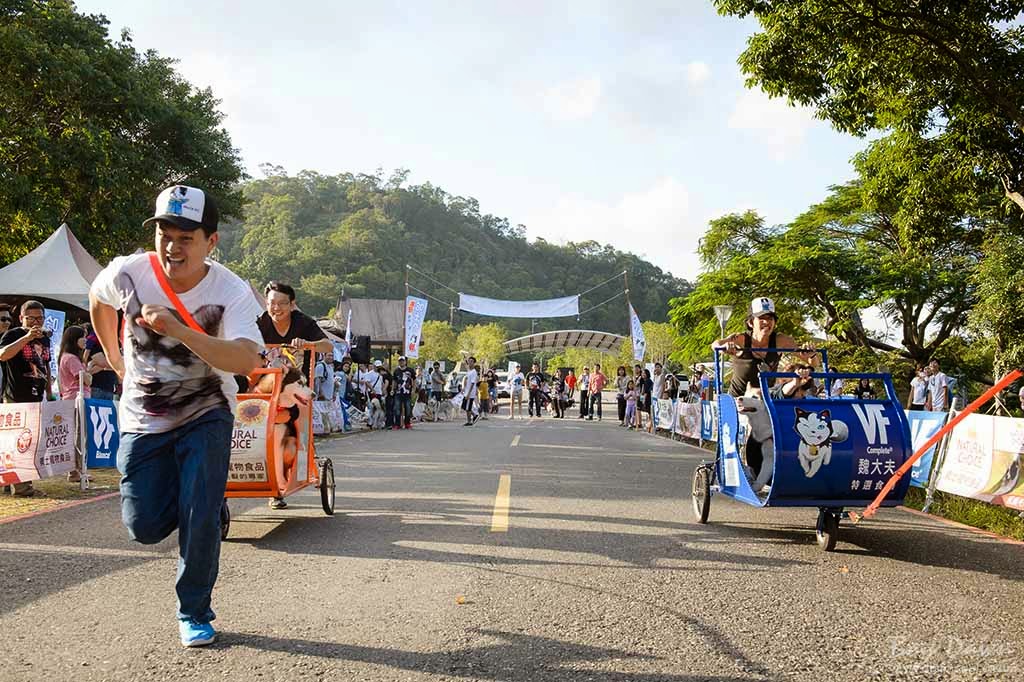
[{"left": 1, "top": 404, "right": 1022, "bottom": 681}]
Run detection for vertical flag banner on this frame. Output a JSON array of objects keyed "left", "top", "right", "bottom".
[
  {"left": 43, "top": 308, "right": 65, "bottom": 382},
  {"left": 629, "top": 304, "right": 646, "bottom": 361},
  {"left": 84, "top": 398, "right": 120, "bottom": 468},
  {"left": 907, "top": 410, "right": 947, "bottom": 487},
  {"left": 344, "top": 308, "right": 352, "bottom": 346},
  {"left": 404, "top": 296, "right": 429, "bottom": 359}
]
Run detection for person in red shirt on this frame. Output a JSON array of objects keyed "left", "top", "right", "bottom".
[
  {"left": 565, "top": 369, "right": 577, "bottom": 401},
  {"left": 588, "top": 363, "right": 607, "bottom": 420}
]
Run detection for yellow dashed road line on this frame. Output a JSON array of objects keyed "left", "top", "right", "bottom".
[{"left": 490, "top": 473, "right": 511, "bottom": 532}]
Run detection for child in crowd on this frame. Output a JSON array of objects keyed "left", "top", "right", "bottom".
[
  {"left": 624, "top": 380, "right": 637, "bottom": 429},
  {"left": 477, "top": 372, "right": 490, "bottom": 420}
]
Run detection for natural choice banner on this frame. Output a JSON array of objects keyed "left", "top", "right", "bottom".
[
  {"left": 458, "top": 293, "right": 579, "bottom": 319},
  {"left": 404, "top": 296, "right": 429, "bottom": 358},
  {"left": 0, "top": 400, "right": 76, "bottom": 485},
  {"left": 934, "top": 413, "right": 1024, "bottom": 510}
]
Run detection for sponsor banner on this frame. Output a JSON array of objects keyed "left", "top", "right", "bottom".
[
  {"left": 229, "top": 398, "right": 270, "bottom": 482},
  {"left": 700, "top": 400, "right": 718, "bottom": 441},
  {"left": 0, "top": 400, "right": 76, "bottom": 485},
  {"left": 935, "top": 413, "right": 1024, "bottom": 510},
  {"left": 656, "top": 399, "right": 675, "bottom": 430},
  {"left": 676, "top": 402, "right": 701, "bottom": 439},
  {"left": 458, "top": 293, "right": 579, "bottom": 318},
  {"left": 43, "top": 308, "right": 65, "bottom": 384},
  {"left": 766, "top": 398, "right": 911, "bottom": 504},
  {"left": 629, "top": 304, "right": 646, "bottom": 361},
  {"left": 404, "top": 296, "right": 428, "bottom": 359},
  {"left": 84, "top": 398, "right": 120, "bottom": 468},
  {"left": 907, "top": 409, "right": 947, "bottom": 488}
]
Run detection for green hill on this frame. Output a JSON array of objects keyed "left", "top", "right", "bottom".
[{"left": 217, "top": 168, "right": 691, "bottom": 337}]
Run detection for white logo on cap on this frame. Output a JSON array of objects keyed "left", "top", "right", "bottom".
[{"left": 155, "top": 185, "right": 206, "bottom": 224}]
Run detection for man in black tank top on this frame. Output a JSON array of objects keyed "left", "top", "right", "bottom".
[
  {"left": 711, "top": 297, "right": 813, "bottom": 397},
  {"left": 710, "top": 297, "right": 818, "bottom": 491}
]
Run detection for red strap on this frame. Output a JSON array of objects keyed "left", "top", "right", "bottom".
[{"left": 147, "top": 252, "right": 206, "bottom": 335}]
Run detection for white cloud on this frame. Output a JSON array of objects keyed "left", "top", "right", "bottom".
[
  {"left": 540, "top": 76, "right": 603, "bottom": 122},
  {"left": 727, "top": 87, "right": 818, "bottom": 161},
  {"left": 524, "top": 178, "right": 705, "bottom": 281},
  {"left": 685, "top": 61, "right": 710, "bottom": 86}
]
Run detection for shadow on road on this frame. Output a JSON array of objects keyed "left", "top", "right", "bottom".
[
  {"left": 221, "top": 627, "right": 768, "bottom": 682},
  {"left": 685, "top": 517, "right": 1024, "bottom": 582},
  {"left": 230, "top": 496, "right": 812, "bottom": 573}
]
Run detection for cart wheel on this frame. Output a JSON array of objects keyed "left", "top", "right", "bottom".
[
  {"left": 220, "top": 499, "right": 230, "bottom": 540},
  {"left": 691, "top": 465, "right": 711, "bottom": 524},
  {"left": 815, "top": 509, "right": 839, "bottom": 552},
  {"left": 319, "top": 459, "right": 336, "bottom": 516}
]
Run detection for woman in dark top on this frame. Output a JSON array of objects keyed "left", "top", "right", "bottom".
[
  {"left": 855, "top": 378, "right": 877, "bottom": 400},
  {"left": 640, "top": 368, "right": 654, "bottom": 431}
]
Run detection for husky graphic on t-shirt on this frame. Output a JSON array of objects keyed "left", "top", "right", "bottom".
[{"left": 120, "top": 272, "right": 226, "bottom": 418}]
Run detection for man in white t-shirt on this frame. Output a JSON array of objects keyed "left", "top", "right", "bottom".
[
  {"left": 89, "top": 185, "right": 264, "bottom": 648},
  {"left": 462, "top": 356, "right": 479, "bottom": 426},
  {"left": 926, "top": 360, "right": 949, "bottom": 412}
]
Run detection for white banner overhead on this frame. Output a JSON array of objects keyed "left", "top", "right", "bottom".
[{"left": 458, "top": 293, "right": 579, "bottom": 318}]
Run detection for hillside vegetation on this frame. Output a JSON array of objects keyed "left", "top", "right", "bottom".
[{"left": 217, "top": 168, "right": 691, "bottom": 336}]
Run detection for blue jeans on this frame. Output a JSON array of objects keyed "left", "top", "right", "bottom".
[
  {"left": 396, "top": 394, "right": 412, "bottom": 426},
  {"left": 117, "top": 408, "right": 233, "bottom": 623},
  {"left": 91, "top": 388, "right": 115, "bottom": 401}
]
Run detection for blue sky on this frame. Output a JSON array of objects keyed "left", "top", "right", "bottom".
[{"left": 77, "top": 1, "right": 868, "bottom": 283}]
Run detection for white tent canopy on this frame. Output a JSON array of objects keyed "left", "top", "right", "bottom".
[
  {"left": 0, "top": 224, "right": 103, "bottom": 310},
  {"left": 503, "top": 329, "right": 626, "bottom": 354}
]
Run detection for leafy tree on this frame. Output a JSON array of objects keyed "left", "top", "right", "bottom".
[
  {"left": 0, "top": 0, "right": 244, "bottom": 265},
  {"left": 421, "top": 320, "right": 458, "bottom": 364},
  {"left": 456, "top": 323, "right": 507, "bottom": 368},
  {"left": 715, "top": 0, "right": 1024, "bottom": 212},
  {"left": 618, "top": 321, "right": 683, "bottom": 368},
  {"left": 547, "top": 348, "right": 618, "bottom": 375}
]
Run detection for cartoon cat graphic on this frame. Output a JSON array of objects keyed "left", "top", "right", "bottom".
[{"left": 794, "top": 408, "right": 849, "bottom": 478}]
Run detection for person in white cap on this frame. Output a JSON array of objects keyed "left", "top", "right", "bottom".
[
  {"left": 89, "top": 185, "right": 264, "bottom": 647},
  {"left": 711, "top": 297, "right": 814, "bottom": 398},
  {"left": 711, "top": 297, "right": 815, "bottom": 493}
]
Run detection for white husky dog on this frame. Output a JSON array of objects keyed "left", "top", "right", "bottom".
[{"left": 794, "top": 408, "right": 849, "bottom": 478}]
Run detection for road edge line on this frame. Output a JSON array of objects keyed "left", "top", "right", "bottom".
[
  {"left": 897, "top": 505, "right": 1024, "bottom": 547},
  {"left": 0, "top": 491, "right": 120, "bottom": 526}
]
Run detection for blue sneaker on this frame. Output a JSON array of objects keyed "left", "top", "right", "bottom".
[{"left": 179, "top": 619, "right": 217, "bottom": 647}]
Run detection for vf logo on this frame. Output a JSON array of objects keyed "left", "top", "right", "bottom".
[
  {"left": 852, "top": 404, "right": 890, "bottom": 445},
  {"left": 90, "top": 405, "right": 116, "bottom": 450}
]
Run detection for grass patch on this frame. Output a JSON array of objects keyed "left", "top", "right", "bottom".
[
  {"left": 0, "top": 468, "right": 120, "bottom": 520},
  {"left": 903, "top": 486, "right": 1024, "bottom": 541}
]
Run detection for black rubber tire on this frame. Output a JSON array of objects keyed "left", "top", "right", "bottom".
[
  {"left": 815, "top": 510, "right": 839, "bottom": 552},
  {"left": 691, "top": 466, "right": 711, "bottom": 524},
  {"left": 320, "top": 459, "right": 336, "bottom": 516},
  {"left": 220, "top": 499, "right": 230, "bottom": 540}
]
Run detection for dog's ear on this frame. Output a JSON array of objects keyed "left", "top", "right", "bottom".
[{"left": 819, "top": 409, "right": 830, "bottom": 421}]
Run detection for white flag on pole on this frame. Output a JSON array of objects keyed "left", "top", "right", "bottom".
[
  {"left": 404, "top": 296, "right": 429, "bottom": 359},
  {"left": 629, "top": 304, "right": 646, "bottom": 361}
]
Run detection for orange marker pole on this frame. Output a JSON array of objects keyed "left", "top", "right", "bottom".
[{"left": 851, "top": 368, "right": 1022, "bottom": 523}]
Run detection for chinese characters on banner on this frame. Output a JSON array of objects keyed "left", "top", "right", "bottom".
[
  {"left": 404, "top": 296, "right": 428, "bottom": 359},
  {"left": 934, "top": 413, "right": 1024, "bottom": 511},
  {"left": 229, "top": 399, "right": 270, "bottom": 482},
  {"left": 0, "top": 400, "right": 76, "bottom": 485}
]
